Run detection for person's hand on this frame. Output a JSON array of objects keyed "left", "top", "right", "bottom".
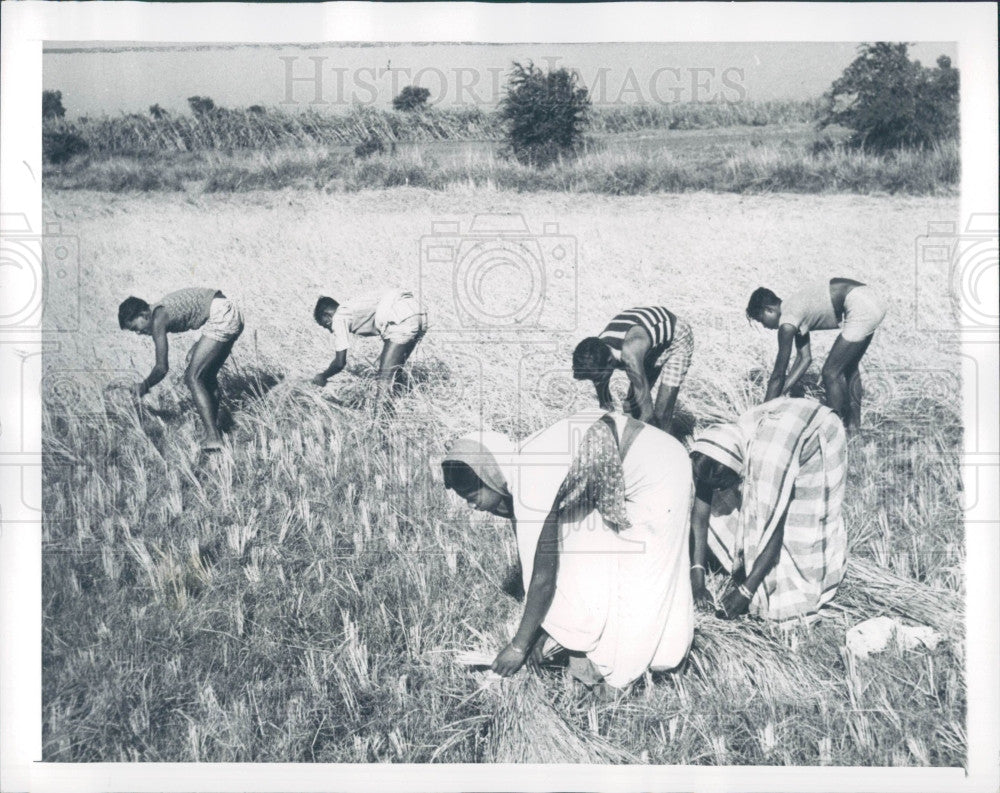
[
  {"left": 690, "top": 568, "right": 715, "bottom": 613},
  {"left": 715, "top": 581, "right": 752, "bottom": 620},
  {"left": 526, "top": 635, "right": 546, "bottom": 674},
  {"left": 492, "top": 642, "right": 528, "bottom": 677},
  {"left": 310, "top": 373, "right": 328, "bottom": 388}
]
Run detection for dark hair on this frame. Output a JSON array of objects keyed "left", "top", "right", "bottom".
[
  {"left": 313, "top": 296, "right": 339, "bottom": 324},
  {"left": 572, "top": 337, "right": 614, "bottom": 381},
  {"left": 746, "top": 287, "right": 780, "bottom": 322},
  {"left": 118, "top": 296, "right": 149, "bottom": 329},
  {"left": 690, "top": 451, "right": 739, "bottom": 493},
  {"left": 441, "top": 460, "right": 484, "bottom": 497}
]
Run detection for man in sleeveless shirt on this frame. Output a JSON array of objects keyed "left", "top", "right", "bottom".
[
  {"left": 312, "top": 289, "right": 428, "bottom": 411},
  {"left": 572, "top": 306, "right": 694, "bottom": 432},
  {"left": 746, "top": 279, "right": 886, "bottom": 435},
  {"left": 118, "top": 288, "right": 244, "bottom": 451}
]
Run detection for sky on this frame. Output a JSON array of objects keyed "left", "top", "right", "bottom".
[{"left": 43, "top": 42, "right": 958, "bottom": 118}]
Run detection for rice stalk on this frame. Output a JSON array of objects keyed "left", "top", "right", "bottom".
[
  {"left": 838, "top": 557, "right": 964, "bottom": 639},
  {"left": 481, "top": 675, "right": 637, "bottom": 763}
]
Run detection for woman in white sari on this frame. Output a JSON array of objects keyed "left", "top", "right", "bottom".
[{"left": 442, "top": 409, "right": 693, "bottom": 689}]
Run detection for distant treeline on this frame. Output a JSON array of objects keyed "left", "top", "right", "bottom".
[{"left": 44, "top": 100, "right": 821, "bottom": 157}]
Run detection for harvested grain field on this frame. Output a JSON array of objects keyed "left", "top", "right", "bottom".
[{"left": 41, "top": 188, "right": 964, "bottom": 764}]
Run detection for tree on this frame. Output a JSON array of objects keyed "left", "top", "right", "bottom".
[
  {"left": 149, "top": 104, "right": 168, "bottom": 120},
  {"left": 43, "top": 131, "right": 88, "bottom": 164},
  {"left": 392, "top": 86, "right": 431, "bottom": 112},
  {"left": 818, "top": 43, "right": 959, "bottom": 152},
  {"left": 499, "top": 61, "right": 590, "bottom": 167},
  {"left": 43, "top": 90, "right": 66, "bottom": 120},
  {"left": 187, "top": 96, "right": 216, "bottom": 117}
]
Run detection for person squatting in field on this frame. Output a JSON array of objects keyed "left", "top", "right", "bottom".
[
  {"left": 746, "top": 279, "right": 887, "bottom": 435},
  {"left": 118, "top": 287, "right": 244, "bottom": 452},
  {"left": 312, "top": 289, "right": 428, "bottom": 411},
  {"left": 441, "top": 409, "right": 694, "bottom": 691},
  {"left": 689, "top": 397, "right": 848, "bottom": 621},
  {"left": 571, "top": 306, "right": 694, "bottom": 433}
]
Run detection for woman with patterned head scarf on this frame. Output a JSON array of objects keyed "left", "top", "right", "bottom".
[
  {"left": 442, "top": 409, "right": 694, "bottom": 690},
  {"left": 689, "top": 397, "right": 848, "bottom": 621}
]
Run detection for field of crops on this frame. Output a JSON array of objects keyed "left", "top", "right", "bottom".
[
  {"left": 46, "top": 101, "right": 821, "bottom": 155},
  {"left": 41, "top": 188, "right": 964, "bottom": 764},
  {"left": 42, "top": 100, "right": 957, "bottom": 197}
]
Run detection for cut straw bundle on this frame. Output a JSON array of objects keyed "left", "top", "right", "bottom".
[
  {"left": 481, "top": 675, "right": 637, "bottom": 764},
  {"left": 689, "top": 612, "right": 829, "bottom": 704},
  {"left": 838, "top": 557, "right": 963, "bottom": 640}
]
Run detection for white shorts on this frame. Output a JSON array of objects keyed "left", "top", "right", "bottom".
[
  {"left": 381, "top": 294, "right": 428, "bottom": 346},
  {"left": 201, "top": 297, "right": 244, "bottom": 343},
  {"left": 840, "top": 286, "right": 886, "bottom": 342}
]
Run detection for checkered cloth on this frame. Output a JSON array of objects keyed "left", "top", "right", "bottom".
[
  {"left": 697, "top": 398, "right": 848, "bottom": 621},
  {"left": 650, "top": 317, "right": 694, "bottom": 388}
]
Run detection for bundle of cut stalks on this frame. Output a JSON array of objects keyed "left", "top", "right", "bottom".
[
  {"left": 689, "top": 612, "right": 828, "bottom": 703},
  {"left": 481, "top": 675, "right": 637, "bottom": 764},
  {"left": 838, "top": 557, "right": 963, "bottom": 640}
]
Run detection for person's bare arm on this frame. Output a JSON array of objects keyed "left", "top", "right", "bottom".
[
  {"left": 595, "top": 377, "right": 613, "bottom": 411},
  {"left": 781, "top": 333, "right": 812, "bottom": 395},
  {"left": 621, "top": 333, "right": 654, "bottom": 423},
  {"left": 764, "top": 324, "right": 798, "bottom": 402},
  {"left": 690, "top": 482, "right": 714, "bottom": 611},
  {"left": 314, "top": 349, "right": 347, "bottom": 386},
  {"left": 717, "top": 514, "right": 785, "bottom": 619},
  {"left": 492, "top": 511, "right": 559, "bottom": 676},
  {"left": 138, "top": 310, "right": 170, "bottom": 396}
]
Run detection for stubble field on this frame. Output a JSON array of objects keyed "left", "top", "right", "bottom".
[{"left": 42, "top": 187, "right": 965, "bottom": 764}]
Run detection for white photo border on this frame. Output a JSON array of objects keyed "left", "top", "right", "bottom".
[{"left": 1, "top": 2, "right": 997, "bottom": 791}]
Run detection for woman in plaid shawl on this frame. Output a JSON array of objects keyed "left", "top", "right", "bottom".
[
  {"left": 689, "top": 397, "right": 847, "bottom": 621},
  {"left": 441, "top": 409, "right": 694, "bottom": 689}
]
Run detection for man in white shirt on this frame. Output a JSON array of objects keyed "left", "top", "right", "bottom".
[
  {"left": 312, "top": 289, "right": 428, "bottom": 409},
  {"left": 746, "top": 279, "right": 886, "bottom": 435}
]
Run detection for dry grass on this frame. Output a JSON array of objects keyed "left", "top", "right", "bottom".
[
  {"left": 44, "top": 133, "right": 958, "bottom": 197},
  {"left": 41, "top": 189, "right": 964, "bottom": 764},
  {"left": 48, "top": 101, "right": 819, "bottom": 156}
]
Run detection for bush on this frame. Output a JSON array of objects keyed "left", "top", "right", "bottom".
[
  {"left": 43, "top": 130, "right": 89, "bottom": 164},
  {"left": 818, "top": 43, "right": 959, "bottom": 152},
  {"left": 499, "top": 61, "right": 590, "bottom": 168},
  {"left": 353, "top": 136, "right": 385, "bottom": 159},
  {"left": 392, "top": 86, "right": 431, "bottom": 112},
  {"left": 43, "top": 90, "right": 66, "bottom": 120},
  {"left": 187, "top": 96, "right": 217, "bottom": 117}
]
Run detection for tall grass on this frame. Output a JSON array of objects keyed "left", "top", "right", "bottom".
[
  {"left": 45, "top": 139, "right": 959, "bottom": 196},
  {"left": 49, "top": 101, "right": 820, "bottom": 157},
  {"left": 42, "top": 356, "right": 965, "bottom": 764},
  {"left": 589, "top": 99, "right": 821, "bottom": 133}
]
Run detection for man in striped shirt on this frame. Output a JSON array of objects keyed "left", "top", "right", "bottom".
[{"left": 572, "top": 306, "right": 694, "bottom": 431}]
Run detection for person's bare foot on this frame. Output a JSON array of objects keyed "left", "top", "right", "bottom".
[{"left": 201, "top": 438, "right": 225, "bottom": 452}]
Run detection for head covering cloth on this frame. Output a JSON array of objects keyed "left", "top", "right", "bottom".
[
  {"left": 691, "top": 422, "right": 746, "bottom": 476},
  {"left": 442, "top": 431, "right": 517, "bottom": 499}
]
